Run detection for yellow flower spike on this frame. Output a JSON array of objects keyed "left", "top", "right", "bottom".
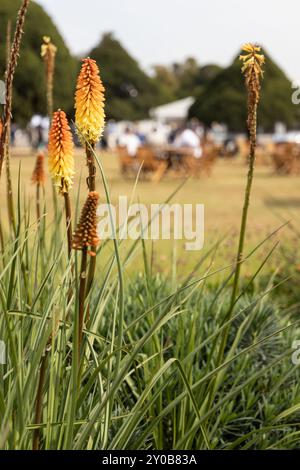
[
  {"left": 48, "top": 110, "right": 74, "bottom": 194},
  {"left": 75, "top": 58, "right": 105, "bottom": 145},
  {"left": 239, "top": 43, "right": 265, "bottom": 84}
]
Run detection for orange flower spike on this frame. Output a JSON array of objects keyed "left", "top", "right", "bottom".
[
  {"left": 48, "top": 110, "right": 74, "bottom": 194},
  {"left": 72, "top": 191, "right": 100, "bottom": 255},
  {"left": 75, "top": 58, "right": 105, "bottom": 145},
  {"left": 31, "top": 152, "right": 46, "bottom": 186}
]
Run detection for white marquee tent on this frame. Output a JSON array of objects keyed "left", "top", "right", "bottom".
[{"left": 150, "top": 97, "right": 195, "bottom": 123}]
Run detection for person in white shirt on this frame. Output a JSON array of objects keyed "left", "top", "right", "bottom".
[
  {"left": 119, "top": 127, "right": 141, "bottom": 157},
  {"left": 147, "top": 126, "right": 167, "bottom": 147},
  {"left": 174, "top": 127, "right": 202, "bottom": 158}
]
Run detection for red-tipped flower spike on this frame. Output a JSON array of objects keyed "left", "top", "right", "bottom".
[{"left": 48, "top": 109, "right": 74, "bottom": 194}]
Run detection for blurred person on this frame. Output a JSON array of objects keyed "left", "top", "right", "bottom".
[
  {"left": 168, "top": 123, "right": 179, "bottom": 144},
  {"left": 119, "top": 127, "right": 141, "bottom": 157},
  {"left": 36, "top": 124, "right": 45, "bottom": 149},
  {"left": 174, "top": 124, "right": 202, "bottom": 158},
  {"left": 105, "top": 120, "right": 118, "bottom": 149},
  {"left": 147, "top": 125, "right": 166, "bottom": 147},
  {"left": 70, "top": 122, "right": 81, "bottom": 147},
  {"left": 29, "top": 115, "right": 47, "bottom": 150},
  {"left": 136, "top": 130, "right": 146, "bottom": 145},
  {"left": 10, "top": 123, "right": 17, "bottom": 146},
  {"left": 223, "top": 135, "right": 239, "bottom": 157}
]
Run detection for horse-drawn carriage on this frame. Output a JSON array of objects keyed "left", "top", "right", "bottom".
[{"left": 117, "top": 144, "right": 218, "bottom": 181}]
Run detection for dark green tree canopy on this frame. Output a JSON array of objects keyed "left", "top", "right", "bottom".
[
  {"left": 88, "top": 32, "right": 170, "bottom": 121},
  {"left": 0, "top": 0, "right": 77, "bottom": 125},
  {"left": 152, "top": 61, "right": 222, "bottom": 100}
]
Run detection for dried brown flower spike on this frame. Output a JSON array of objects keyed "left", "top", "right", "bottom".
[
  {"left": 0, "top": 0, "right": 30, "bottom": 177},
  {"left": 31, "top": 152, "right": 46, "bottom": 186},
  {"left": 41, "top": 36, "right": 57, "bottom": 119},
  {"left": 239, "top": 43, "right": 265, "bottom": 139},
  {"left": 31, "top": 152, "right": 46, "bottom": 221},
  {"left": 73, "top": 192, "right": 100, "bottom": 255}
]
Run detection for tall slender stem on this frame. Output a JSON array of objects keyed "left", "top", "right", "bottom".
[
  {"left": 229, "top": 130, "right": 256, "bottom": 309},
  {"left": 86, "top": 143, "right": 97, "bottom": 296},
  {"left": 78, "top": 247, "right": 88, "bottom": 356},
  {"left": 205, "top": 46, "right": 265, "bottom": 412},
  {"left": 86, "top": 142, "right": 96, "bottom": 191},
  {"left": 32, "top": 349, "right": 49, "bottom": 450},
  {"left": 46, "top": 73, "right": 54, "bottom": 120},
  {"left": 5, "top": 21, "right": 16, "bottom": 233},
  {"left": 0, "top": 216, "right": 4, "bottom": 255},
  {"left": 5, "top": 134, "right": 16, "bottom": 233},
  {"left": 36, "top": 183, "right": 41, "bottom": 221},
  {"left": 63, "top": 192, "right": 72, "bottom": 258},
  {"left": 0, "top": 0, "right": 30, "bottom": 177},
  {"left": 216, "top": 45, "right": 264, "bottom": 369}
]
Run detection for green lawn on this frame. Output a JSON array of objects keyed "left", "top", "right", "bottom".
[{"left": 2, "top": 149, "right": 300, "bottom": 276}]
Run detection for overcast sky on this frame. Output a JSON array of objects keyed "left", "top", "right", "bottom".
[{"left": 36, "top": 0, "right": 298, "bottom": 80}]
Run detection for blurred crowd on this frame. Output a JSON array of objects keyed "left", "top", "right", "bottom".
[
  {"left": 7, "top": 116, "right": 207, "bottom": 159},
  {"left": 115, "top": 122, "right": 204, "bottom": 158},
  {"left": 9, "top": 114, "right": 300, "bottom": 163}
]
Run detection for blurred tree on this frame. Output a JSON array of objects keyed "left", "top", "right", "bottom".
[
  {"left": 172, "top": 57, "right": 199, "bottom": 97},
  {"left": 153, "top": 60, "right": 222, "bottom": 99},
  {"left": 189, "top": 49, "right": 299, "bottom": 131},
  {"left": 152, "top": 64, "right": 177, "bottom": 101},
  {"left": 0, "top": 0, "right": 77, "bottom": 126},
  {"left": 89, "top": 33, "right": 171, "bottom": 120},
  {"left": 195, "top": 64, "right": 223, "bottom": 87}
]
